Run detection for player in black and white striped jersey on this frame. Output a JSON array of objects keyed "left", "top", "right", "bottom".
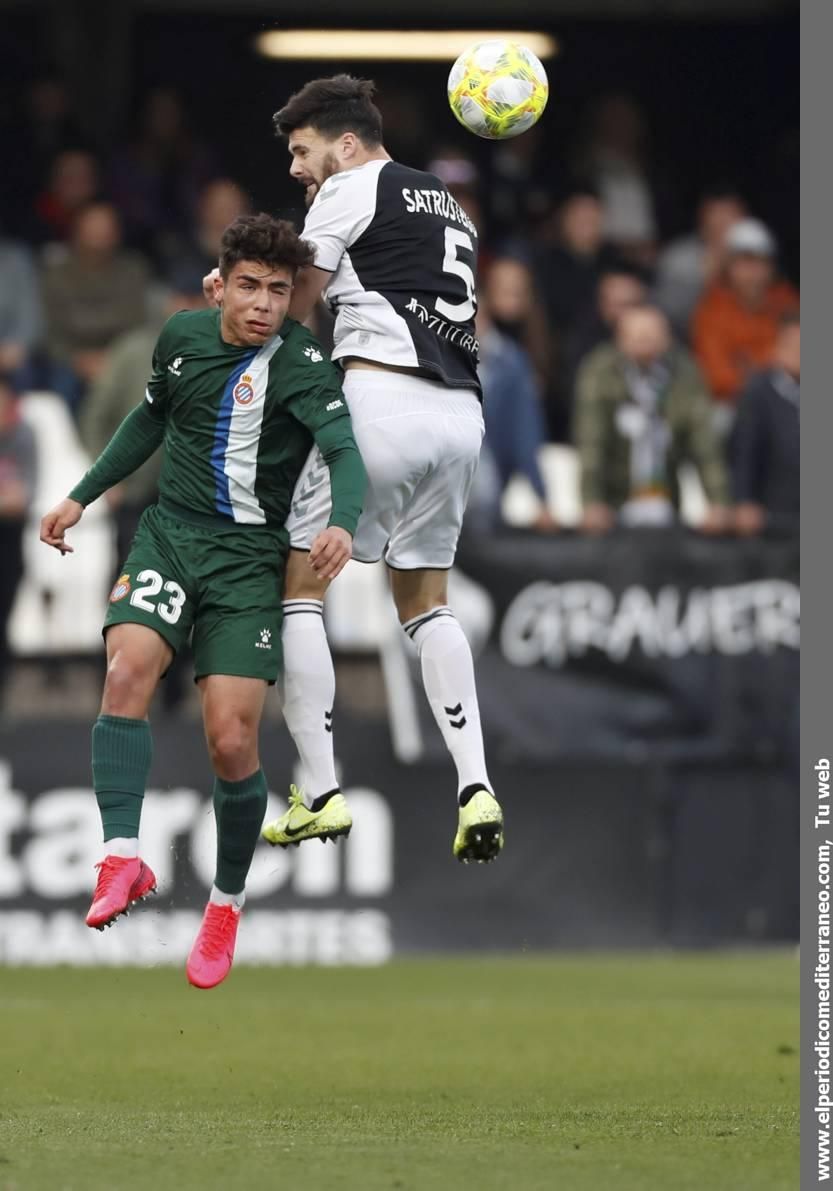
[{"left": 262, "top": 75, "right": 503, "bottom": 864}]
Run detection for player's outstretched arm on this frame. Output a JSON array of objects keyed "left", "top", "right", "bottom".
[
  {"left": 68, "top": 402, "right": 166, "bottom": 512},
  {"left": 40, "top": 498, "right": 84, "bottom": 554}
]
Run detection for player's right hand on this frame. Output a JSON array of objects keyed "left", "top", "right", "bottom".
[
  {"left": 203, "top": 267, "right": 221, "bottom": 307},
  {"left": 40, "top": 498, "right": 84, "bottom": 554},
  {"left": 308, "top": 526, "right": 353, "bottom": 581}
]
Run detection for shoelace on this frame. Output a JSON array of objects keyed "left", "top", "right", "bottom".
[
  {"left": 287, "top": 784, "right": 306, "bottom": 812},
  {"left": 92, "top": 857, "right": 130, "bottom": 897},
  {"left": 199, "top": 906, "right": 236, "bottom": 960}
]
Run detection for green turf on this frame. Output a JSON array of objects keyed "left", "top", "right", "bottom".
[{"left": 0, "top": 952, "right": 797, "bottom": 1191}]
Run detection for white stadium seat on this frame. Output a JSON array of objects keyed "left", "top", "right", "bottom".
[
  {"left": 9, "top": 392, "right": 115, "bottom": 655},
  {"left": 502, "top": 443, "right": 708, "bottom": 529}
]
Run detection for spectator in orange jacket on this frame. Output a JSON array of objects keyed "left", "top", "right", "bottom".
[{"left": 692, "top": 218, "right": 798, "bottom": 409}]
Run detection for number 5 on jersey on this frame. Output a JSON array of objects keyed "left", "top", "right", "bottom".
[
  {"left": 130, "top": 568, "right": 187, "bottom": 624},
  {"left": 436, "top": 227, "right": 476, "bottom": 323}
]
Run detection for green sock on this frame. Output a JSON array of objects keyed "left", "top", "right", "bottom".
[
  {"left": 92, "top": 715, "right": 152, "bottom": 841},
  {"left": 213, "top": 769, "right": 268, "bottom": 896}
]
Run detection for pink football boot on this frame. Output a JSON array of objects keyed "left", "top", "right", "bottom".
[
  {"left": 186, "top": 903, "right": 241, "bottom": 989},
  {"left": 86, "top": 856, "right": 157, "bottom": 930}
]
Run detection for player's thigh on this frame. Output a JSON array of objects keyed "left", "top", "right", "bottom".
[
  {"left": 285, "top": 447, "right": 338, "bottom": 554},
  {"left": 285, "top": 427, "right": 414, "bottom": 566},
  {"left": 345, "top": 403, "right": 452, "bottom": 564},
  {"left": 284, "top": 546, "right": 331, "bottom": 601},
  {"left": 191, "top": 535, "right": 285, "bottom": 684},
  {"left": 104, "top": 508, "right": 195, "bottom": 658},
  {"left": 101, "top": 622, "right": 173, "bottom": 717},
  {"left": 385, "top": 413, "right": 484, "bottom": 569}
]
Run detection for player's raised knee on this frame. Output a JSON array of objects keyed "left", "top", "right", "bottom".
[
  {"left": 101, "top": 652, "right": 160, "bottom": 717},
  {"left": 206, "top": 716, "right": 258, "bottom": 780}
]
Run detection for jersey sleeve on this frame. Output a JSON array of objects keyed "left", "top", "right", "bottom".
[
  {"left": 68, "top": 403, "right": 166, "bottom": 507},
  {"left": 144, "top": 314, "right": 181, "bottom": 419},
  {"left": 280, "top": 337, "right": 352, "bottom": 433},
  {"left": 301, "top": 167, "right": 380, "bottom": 273}
]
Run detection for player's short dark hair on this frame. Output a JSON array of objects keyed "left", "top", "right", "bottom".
[
  {"left": 273, "top": 74, "right": 383, "bottom": 146},
  {"left": 218, "top": 214, "right": 315, "bottom": 280}
]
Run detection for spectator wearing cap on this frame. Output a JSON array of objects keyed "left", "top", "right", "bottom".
[
  {"left": 692, "top": 218, "right": 799, "bottom": 410},
  {"left": 654, "top": 186, "right": 747, "bottom": 339},
  {"left": 731, "top": 312, "right": 800, "bottom": 535},
  {"left": 574, "top": 304, "right": 729, "bottom": 534}
]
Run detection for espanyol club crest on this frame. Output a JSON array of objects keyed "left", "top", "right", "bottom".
[
  {"left": 233, "top": 374, "right": 255, "bottom": 405},
  {"left": 110, "top": 574, "right": 131, "bottom": 602}
]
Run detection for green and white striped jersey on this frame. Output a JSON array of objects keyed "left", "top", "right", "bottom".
[{"left": 145, "top": 308, "right": 350, "bottom": 528}]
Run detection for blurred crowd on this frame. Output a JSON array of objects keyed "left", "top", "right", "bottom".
[{"left": 0, "top": 75, "right": 799, "bottom": 685}]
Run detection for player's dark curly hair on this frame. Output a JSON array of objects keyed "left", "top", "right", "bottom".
[
  {"left": 273, "top": 74, "right": 383, "bottom": 146},
  {"left": 218, "top": 214, "right": 316, "bottom": 280}
]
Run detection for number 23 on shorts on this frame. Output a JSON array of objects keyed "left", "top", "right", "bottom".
[{"left": 110, "top": 568, "right": 187, "bottom": 625}]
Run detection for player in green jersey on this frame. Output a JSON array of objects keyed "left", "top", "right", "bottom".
[{"left": 39, "top": 214, "right": 366, "bottom": 989}]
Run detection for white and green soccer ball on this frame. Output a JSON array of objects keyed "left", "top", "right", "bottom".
[{"left": 447, "top": 40, "right": 549, "bottom": 141}]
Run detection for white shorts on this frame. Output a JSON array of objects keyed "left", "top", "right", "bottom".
[{"left": 286, "top": 371, "right": 484, "bottom": 569}]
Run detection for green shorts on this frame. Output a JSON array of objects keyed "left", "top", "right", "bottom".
[{"left": 104, "top": 502, "right": 288, "bottom": 682}]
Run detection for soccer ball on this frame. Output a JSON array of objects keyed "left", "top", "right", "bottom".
[{"left": 447, "top": 40, "right": 549, "bottom": 141}]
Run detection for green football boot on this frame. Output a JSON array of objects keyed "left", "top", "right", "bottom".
[
  {"left": 261, "top": 785, "right": 352, "bottom": 848},
  {"left": 453, "top": 788, "right": 504, "bottom": 864}
]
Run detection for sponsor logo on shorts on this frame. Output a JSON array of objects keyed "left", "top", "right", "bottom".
[
  {"left": 234, "top": 374, "right": 255, "bottom": 405},
  {"left": 110, "top": 574, "right": 131, "bottom": 602},
  {"left": 303, "top": 346, "right": 323, "bottom": 362},
  {"left": 255, "top": 628, "right": 272, "bottom": 650},
  {"left": 325, "top": 399, "right": 343, "bottom": 411}
]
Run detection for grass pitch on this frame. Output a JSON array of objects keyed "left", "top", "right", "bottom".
[{"left": 0, "top": 952, "right": 797, "bottom": 1191}]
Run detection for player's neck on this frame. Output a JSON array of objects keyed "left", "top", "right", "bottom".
[{"left": 342, "top": 147, "right": 391, "bottom": 171}]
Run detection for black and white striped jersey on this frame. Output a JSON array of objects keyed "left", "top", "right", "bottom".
[{"left": 301, "top": 159, "right": 481, "bottom": 394}]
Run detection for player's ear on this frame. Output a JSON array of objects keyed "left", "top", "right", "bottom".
[
  {"left": 341, "top": 132, "right": 357, "bottom": 159},
  {"left": 213, "top": 271, "right": 225, "bottom": 305}
]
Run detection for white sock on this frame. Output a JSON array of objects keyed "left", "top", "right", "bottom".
[
  {"left": 105, "top": 837, "right": 139, "bottom": 859},
  {"left": 280, "top": 600, "right": 338, "bottom": 801},
  {"left": 209, "top": 885, "right": 245, "bottom": 910},
  {"left": 403, "top": 606, "right": 491, "bottom": 797}
]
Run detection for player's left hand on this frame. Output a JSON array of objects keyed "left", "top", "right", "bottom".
[
  {"left": 40, "top": 497, "right": 84, "bottom": 554},
  {"left": 308, "top": 527, "right": 353, "bottom": 581}
]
